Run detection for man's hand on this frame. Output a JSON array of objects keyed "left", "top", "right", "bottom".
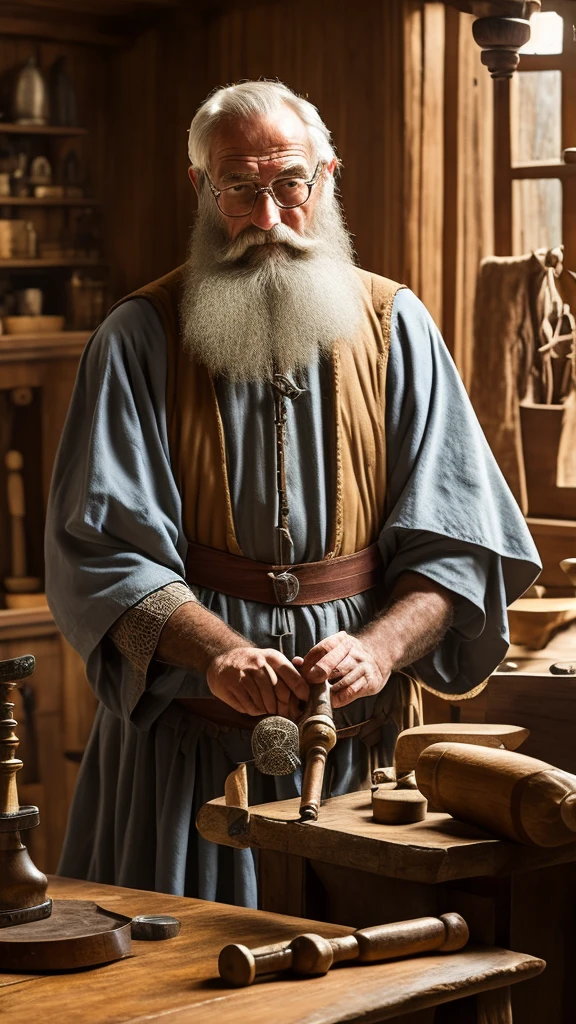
[
  {"left": 295, "top": 631, "right": 390, "bottom": 709},
  {"left": 295, "top": 573, "right": 455, "bottom": 710},
  {"left": 206, "top": 647, "right": 309, "bottom": 718}
]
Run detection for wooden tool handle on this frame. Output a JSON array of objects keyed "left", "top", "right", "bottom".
[
  {"left": 303, "top": 680, "right": 333, "bottom": 723},
  {"left": 218, "top": 941, "right": 293, "bottom": 986},
  {"left": 299, "top": 681, "right": 337, "bottom": 822},
  {"left": 218, "top": 914, "right": 469, "bottom": 986},
  {"left": 353, "top": 913, "right": 469, "bottom": 961}
]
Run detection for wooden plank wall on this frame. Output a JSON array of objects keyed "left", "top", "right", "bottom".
[
  {"left": 103, "top": 0, "right": 492, "bottom": 382},
  {"left": 403, "top": 0, "right": 446, "bottom": 328},
  {"left": 442, "top": 7, "right": 494, "bottom": 389},
  {"left": 105, "top": 0, "right": 409, "bottom": 295},
  {"left": 205, "top": 0, "right": 408, "bottom": 287}
]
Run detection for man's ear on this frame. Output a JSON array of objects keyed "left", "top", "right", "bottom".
[
  {"left": 188, "top": 166, "right": 199, "bottom": 193},
  {"left": 325, "top": 158, "right": 338, "bottom": 178}
]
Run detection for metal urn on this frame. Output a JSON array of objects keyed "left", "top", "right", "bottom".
[{"left": 13, "top": 57, "right": 49, "bottom": 126}]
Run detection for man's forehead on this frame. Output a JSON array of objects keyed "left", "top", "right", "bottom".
[{"left": 209, "top": 108, "right": 314, "bottom": 175}]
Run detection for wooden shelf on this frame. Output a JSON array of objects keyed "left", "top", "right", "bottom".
[
  {"left": 0, "top": 124, "right": 88, "bottom": 136},
  {"left": 0, "top": 197, "right": 101, "bottom": 207},
  {"left": 0, "top": 258, "right": 104, "bottom": 268},
  {"left": 0, "top": 330, "right": 91, "bottom": 363},
  {"left": 0, "top": 605, "right": 58, "bottom": 639}
]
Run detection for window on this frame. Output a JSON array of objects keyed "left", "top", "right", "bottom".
[{"left": 494, "top": 2, "right": 576, "bottom": 265}]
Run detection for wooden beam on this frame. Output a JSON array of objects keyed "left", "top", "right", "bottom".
[
  {"left": 494, "top": 78, "right": 513, "bottom": 254},
  {"left": 0, "top": 14, "right": 125, "bottom": 47}
]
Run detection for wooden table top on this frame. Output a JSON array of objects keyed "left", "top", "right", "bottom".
[
  {"left": 0, "top": 877, "right": 543, "bottom": 1024},
  {"left": 197, "top": 790, "right": 576, "bottom": 884}
]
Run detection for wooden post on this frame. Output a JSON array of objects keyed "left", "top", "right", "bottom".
[{"left": 477, "top": 985, "right": 512, "bottom": 1024}]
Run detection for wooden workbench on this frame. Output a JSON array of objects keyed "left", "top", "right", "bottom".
[
  {"left": 198, "top": 791, "right": 576, "bottom": 1024},
  {"left": 0, "top": 877, "right": 543, "bottom": 1024}
]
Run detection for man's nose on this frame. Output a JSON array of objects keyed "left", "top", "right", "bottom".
[{"left": 250, "top": 191, "right": 281, "bottom": 230}]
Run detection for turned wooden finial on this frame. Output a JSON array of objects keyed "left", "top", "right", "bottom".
[
  {"left": 0, "top": 656, "right": 51, "bottom": 927},
  {"left": 472, "top": 15, "right": 532, "bottom": 78}
]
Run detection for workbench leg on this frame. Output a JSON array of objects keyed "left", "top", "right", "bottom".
[
  {"left": 476, "top": 987, "right": 512, "bottom": 1024},
  {"left": 258, "top": 850, "right": 305, "bottom": 916}
]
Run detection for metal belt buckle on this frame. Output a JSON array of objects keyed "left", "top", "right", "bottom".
[{"left": 267, "top": 570, "right": 300, "bottom": 604}]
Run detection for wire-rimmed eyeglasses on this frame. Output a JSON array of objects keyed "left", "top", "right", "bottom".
[{"left": 207, "top": 165, "right": 322, "bottom": 218}]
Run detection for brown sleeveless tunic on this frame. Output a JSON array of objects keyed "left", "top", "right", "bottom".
[{"left": 116, "top": 265, "right": 404, "bottom": 558}]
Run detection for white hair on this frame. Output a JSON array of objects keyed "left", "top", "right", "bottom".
[{"left": 187, "top": 80, "right": 337, "bottom": 173}]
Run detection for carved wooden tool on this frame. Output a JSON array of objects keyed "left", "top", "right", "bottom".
[
  {"left": 416, "top": 742, "right": 576, "bottom": 846},
  {"left": 218, "top": 912, "right": 469, "bottom": 987},
  {"left": 393, "top": 722, "right": 530, "bottom": 778},
  {"left": 0, "top": 655, "right": 51, "bottom": 927},
  {"left": 223, "top": 763, "right": 250, "bottom": 838},
  {"left": 371, "top": 723, "right": 530, "bottom": 825},
  {"left": 298, "top": 680, "right": 337, "bottom": 822}
]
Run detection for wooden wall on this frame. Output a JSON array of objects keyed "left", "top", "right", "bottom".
[
  {"left": 104, "top": 0, "right": 493, "bottom": 383},
  {"left": 105, "top": 0, "right": 408, "bottom": 296}
]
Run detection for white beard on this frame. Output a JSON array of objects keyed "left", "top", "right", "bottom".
[{"left": 180, "top": 179, "right": 366, "bottom": 382}]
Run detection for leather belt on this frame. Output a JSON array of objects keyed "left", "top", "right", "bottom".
[
  {"left": 176, "top": 697, "right": 263, "bottom": 732},
  {"left": 175, "top": 696, "right": 384, "bottom": 741},
  {"left": 185, "top": 540, "right": 384, "bottom": 606}
]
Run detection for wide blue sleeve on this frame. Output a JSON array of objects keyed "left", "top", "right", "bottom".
[
  {"left": 379, "top": 288, "right": 541, "bottom": 696},
  {"left": 45, "top": 298, "right": 190, "bottom": 725}
]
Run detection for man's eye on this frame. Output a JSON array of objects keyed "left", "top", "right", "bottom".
[
  {"left": 282, "top": 180, "right": 300, "bottom": 189},
  {"left": 231, "top": 184, "right": 252, "bottom": 194}
]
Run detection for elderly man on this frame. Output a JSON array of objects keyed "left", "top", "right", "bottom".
[{"left": 46, "top": 80, "right": 540, "bottom": 906}]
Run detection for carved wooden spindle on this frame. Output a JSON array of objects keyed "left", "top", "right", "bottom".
[
  {"left": 0, "top": 655, "right": 51, "bottom": 927},
  {"left": 298, "top": 680, "right": 337, "bottom": 823}
]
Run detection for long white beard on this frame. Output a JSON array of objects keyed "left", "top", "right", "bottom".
[{"left": 180, "top": 180, "right": 366, "bottom": 382}]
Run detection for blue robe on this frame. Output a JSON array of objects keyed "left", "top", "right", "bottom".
[{"left": 45, "top": 287, "right": 540, "bottom": 905}]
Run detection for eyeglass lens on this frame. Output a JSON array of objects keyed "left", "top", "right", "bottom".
[{"left": 218, "top": 179, "right": 310, "bottom": 216}]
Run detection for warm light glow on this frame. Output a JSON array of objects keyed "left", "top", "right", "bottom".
[{"left": 519, "top": 11, "right": 564, "bottom": 55}]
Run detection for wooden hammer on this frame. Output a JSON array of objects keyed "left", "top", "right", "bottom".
[{"left": 218, "top": 912, "right": 469, "bottom": 986}]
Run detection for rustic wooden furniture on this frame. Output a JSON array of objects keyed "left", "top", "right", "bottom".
[
  {"left": 0, "top": 875, "right": 544, "bottom": 1024},
  {"left": 198, "top": 787, "right": 576, "bottom": 1024}
]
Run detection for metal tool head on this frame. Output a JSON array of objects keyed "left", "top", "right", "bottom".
[{"left": 251, "top": 715, "right": 301, "bottom": 776}]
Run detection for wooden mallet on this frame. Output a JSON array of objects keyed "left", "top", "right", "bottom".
[{"left": 218, "top": 912, "right": 469, "bottom": 987}]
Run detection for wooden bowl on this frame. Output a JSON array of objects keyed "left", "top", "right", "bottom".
[
  {"left": 508, "top": 597, "right": 576, "bottom": 649},
  {"left": 3, "top": 315, "right": 65, "bottom": 335}
]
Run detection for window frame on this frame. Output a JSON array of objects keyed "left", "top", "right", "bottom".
[{"left": 493, "top": 0, "right": 576, "bottom": 264}]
